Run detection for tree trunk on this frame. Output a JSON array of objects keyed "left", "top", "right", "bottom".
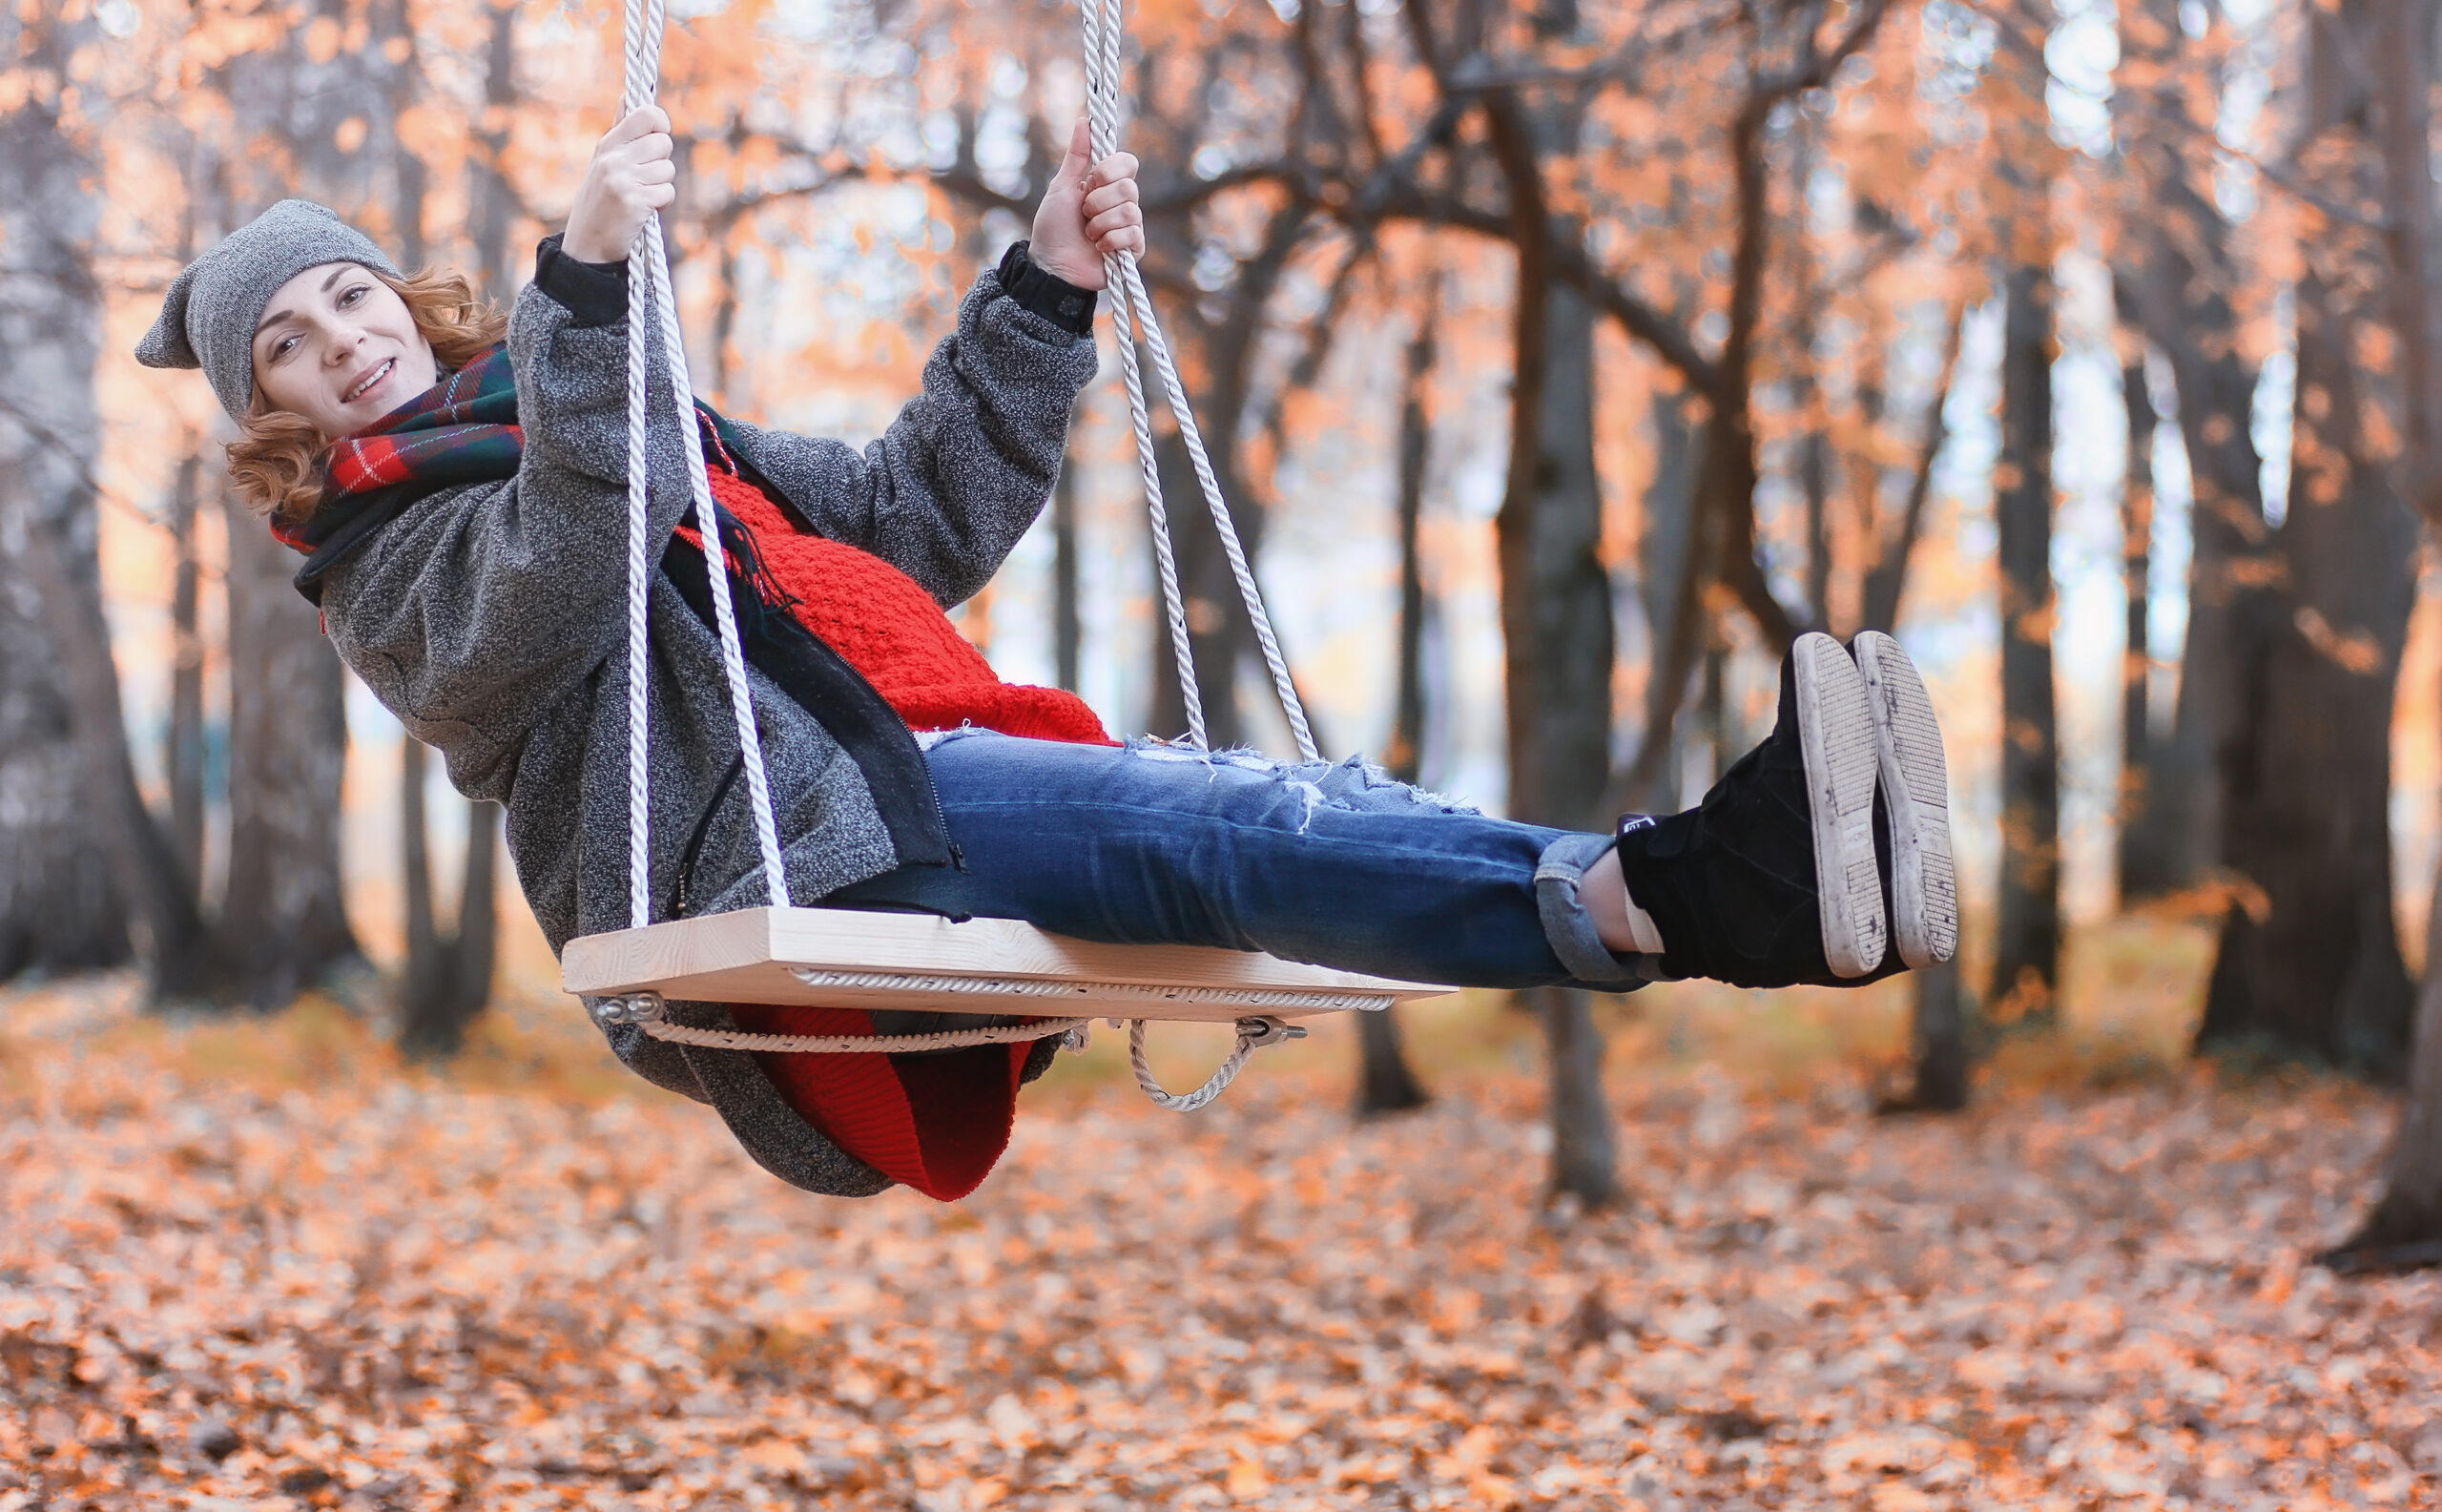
[
  {"left": 1354, "top": 1008, "right": 1430, "bottom": 1118},
  {"left": 1874, "top": 312, "right": 1972, "bottom": 1109},
  {"left": 2372, "top": 0, "right": 2442, "bottom": 525},
  {"left": 1626, "top": 385, "right": 1699, "bottom": 813},
  {"left": 1799, "top": 425, "right": 1833, "bottom": 632},
  {"left": 1356, "top": 297, "right": 1438, "bottom": 1120},
  {"left": 2195, "top": 263, "right": 2416, "bottom": 1075},
  {"left": 397, "top": 736, "right": 500, "bottom": 1059},
  {"left": 219, "top": 495, "right": 361, "bottom": 1009},
  {"left": 0, "top": 0, "right": 131, "bottom": 980},
  {"left": 2193, "top": 0, "right": 2416, "bottom": 1076},
  {"left": 2115, "top": 331, "right": 2163, "bottom": 906},
  {"left": 1480, "top": 53, "right": 1617, "bottom": 1204},
  {"left": 1990, "top": 259, "right": 2061, "bottom": 1026},
  {"left": 377, "top": 0, "right": 426, "bottom": 270},
  {"left": 2325, "top": 863, "right": 2442, "bottom": 1271},
  {"left": 470, "top": 0, "right": 519, "bottom": 298},
  {"left": 217, "top": 0, "right": 404, "bottom": 220},
  {"left": 0, "top": 519, "right": 130, "bottom": 989},
  {"left": 0, "top": 440, "right": 219, "bottom": 997},
  {"left": 196, "top": 0, "right": 401, "bottom": 1009},
  {"left": 456, "top": 803, "right": 499, "bottom": 1021},
  {"left": 1539, "top": 985, "right": 1614, "bottom": 1201},
  {"left": 2116, "top": 0, "right": 2266, "bottom": 899},
  {"left": 1500, "top": 263, "right": 1618, "bottom": 1203},
  {"left": 166, "top": 454, "right": 210, "bottom": 895},
  {"left": 1141, "top": 204, "right": 1312, "bottom": 751},
  {"left": 1701, "top": 640, "right": 1729, "bottom": 791},
  {"left": 2328, "top": 0, "right": 2442, "bottom": 1265},
  {"left": 1892, "top": 957, "right": 1970, "bottom": 1111},
  {"left": 373, "top": 4, "right": 498, "bottom": 1054},
  {"left": 1787, "top": 119, "right": 1832, "bottom": 633},
  {"left": 1148, "top": 431, "right": 1252, "bottom": 749},
  {"left": 6, "top": 506, "right": 218, "bottom": 996},
  {"left": 0, "top": 530, "right": 135, "bottom": 984},
  {"left": 400, "top": 735, "right": 443, "bottom": 1025},
  {"left": 1615, "top": 81, "right": 1811, "bottom": 809},
  {"left": 1500, "top": 280, "right": 1613, "bottom": 833},
  {"left": 1859, "top": 300, "right": 1963, "bottom": 637},
  {"left": 1053, "top": 466, "right": 1083, "bottom": 694},
  {"left": 1382, "top": 300, "right": 1437, "bottom": 784}
]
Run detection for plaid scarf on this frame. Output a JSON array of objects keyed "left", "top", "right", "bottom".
[
  {"left": 273, "top": 343, "right": 521, "bottom": 553},
  {"left": 275, "top": 343, "right": 800, "bottom": 645}
]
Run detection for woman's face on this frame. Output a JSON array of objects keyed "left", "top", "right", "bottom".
[{"left": 250, "top": 262, "right": 438, "bottom": 439}]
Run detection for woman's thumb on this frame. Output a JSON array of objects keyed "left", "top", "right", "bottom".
[{"left": 1059, "top": 116, "right": 1094, "bottom": 180}]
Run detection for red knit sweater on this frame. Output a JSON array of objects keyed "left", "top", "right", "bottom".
[{"left": 689, "top": 466, "right": 1111, "bottom": 1201}]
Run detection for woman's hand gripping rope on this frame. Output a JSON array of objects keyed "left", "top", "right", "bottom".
[
  {"left": 1027, "top": 117, "right": 1143, "bottom": 290},
  {"left": 564, "top": 109, "right": 1134, "bottom": 286},
  {"left": 565, "top": 106, "right": 679, "bottom": 265}
]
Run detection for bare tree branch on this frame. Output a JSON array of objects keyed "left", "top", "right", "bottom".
[
  {"left": 1219, "top": 161, "right": 1726, "bottom": 392},
  {"left": 1861, "top": 298, "right": 1968, "bottom": 632}
]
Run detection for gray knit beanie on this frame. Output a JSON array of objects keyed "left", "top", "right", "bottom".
[{"left": 135, "top": 199, "right": 402, "bottom": 424}]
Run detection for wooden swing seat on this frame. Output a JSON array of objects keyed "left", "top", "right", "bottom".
[{"left": 562, "top": 907, "right": 1453, "bottom": 1024}]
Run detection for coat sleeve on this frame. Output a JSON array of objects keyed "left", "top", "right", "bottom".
[{"left": 721, "top": 270, "right": 1102, "bottom": 609}]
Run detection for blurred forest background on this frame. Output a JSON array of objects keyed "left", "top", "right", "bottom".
[
  {"left": 8, "top": 0, "right": 2442, "bottom": 1272},
  {"left": 10, "top": 0, "right": 2442, "bottom": 1502}
]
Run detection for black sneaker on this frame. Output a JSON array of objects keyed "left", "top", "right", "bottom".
[
  {"left": 1615, "top": 632, "right": 1887, "bottom": 987},
  {"left": 1850, "top": 631, "right": 1957, "bottom": 968}
]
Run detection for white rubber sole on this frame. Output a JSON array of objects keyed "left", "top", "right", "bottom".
[
  {"left": 1792, "top": 632, "right": 1887, "bottom": 979},
  {"left": 1851, "top": 631, "right": 1957, "bottom": 968}
]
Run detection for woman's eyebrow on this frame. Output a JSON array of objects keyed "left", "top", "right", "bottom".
[{"left": 254, "top": 267, "right": 352, "bottom": 339}]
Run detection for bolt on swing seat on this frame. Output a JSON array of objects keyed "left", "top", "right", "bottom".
[{"left": 560, "top": 0, "right": 1452, "bottom": 1109}]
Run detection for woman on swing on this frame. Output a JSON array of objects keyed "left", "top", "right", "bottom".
[{"left": 140, "top": 108, "right": 1956, "bottom": 1202}]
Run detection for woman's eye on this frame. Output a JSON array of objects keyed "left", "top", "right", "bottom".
[
  {"left": 340, "top": 283, "right": 367, "bottom": 306},
  {"left": 271, "top": 334, "right": 298, "bottom": 361}
]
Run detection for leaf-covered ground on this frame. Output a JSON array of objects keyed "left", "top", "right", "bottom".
[{"left": 1, "top": 959, "right": 2436, "bottom": 1511}]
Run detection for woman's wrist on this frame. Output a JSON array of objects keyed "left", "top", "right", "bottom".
[
  {"left": 561, "top": 228, "right": 627, "bottom": 265},
  {"left": 995, "top": 241, "right": 1096, "bottom": 337},
  {"left": 533, "top": 234, "right": 629, "bottom": 328}
]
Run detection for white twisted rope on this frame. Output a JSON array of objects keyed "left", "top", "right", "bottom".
[
  {"left": 1129, "top": 1018, "right": 1259, "bottom": 1112},
  {"left": 652, "top": 213, "right": 793, "bottom": 909},
  {"left": 1080, "top": 0, "right": 1318, "bottom": 766},
  {"left": 619, "top": 0, "right": 656, "bottom": 930},
  {"left": 1081, "top": 0, "right": 1322, "bottom": 1108},
  {"left": 1103, "top": 244, "right": 1206, "bottom": 747},
  {"left": 644, "top": 1017, "right": 1090, "bottom": 1054},
  {"left": 1083, "top": 31, "right": 1204, "bottom": 746},
  {"left": 620, "top": 0, "right": 792, "bottom": 930},
  {"left": 1074, "top": 0, "right": 1200, "bottom": 748},
  {"left": 792, "top": 967, "right": 1394, "bottom": 1011}
]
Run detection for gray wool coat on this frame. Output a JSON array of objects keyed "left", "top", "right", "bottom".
[{"left": 312, "top": 252, "right": 1100, "bottom": 1195}]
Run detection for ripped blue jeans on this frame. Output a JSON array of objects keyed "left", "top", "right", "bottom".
[{"left": 820, "top": 729, "right": 1645, "bottom": 990}]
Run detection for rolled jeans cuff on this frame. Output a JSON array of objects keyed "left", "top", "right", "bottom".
[{"left": 1534, "top": 831, "right": 1664, "bottom": 989}]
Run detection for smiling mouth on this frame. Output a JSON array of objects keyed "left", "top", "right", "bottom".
[{"left": 343, "top": 358, "right": 396, "bottom": 404}]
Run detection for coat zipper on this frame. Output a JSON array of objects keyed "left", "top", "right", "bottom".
[{"left": 668, "top": 752, "right": 746, "bottom": 920}]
